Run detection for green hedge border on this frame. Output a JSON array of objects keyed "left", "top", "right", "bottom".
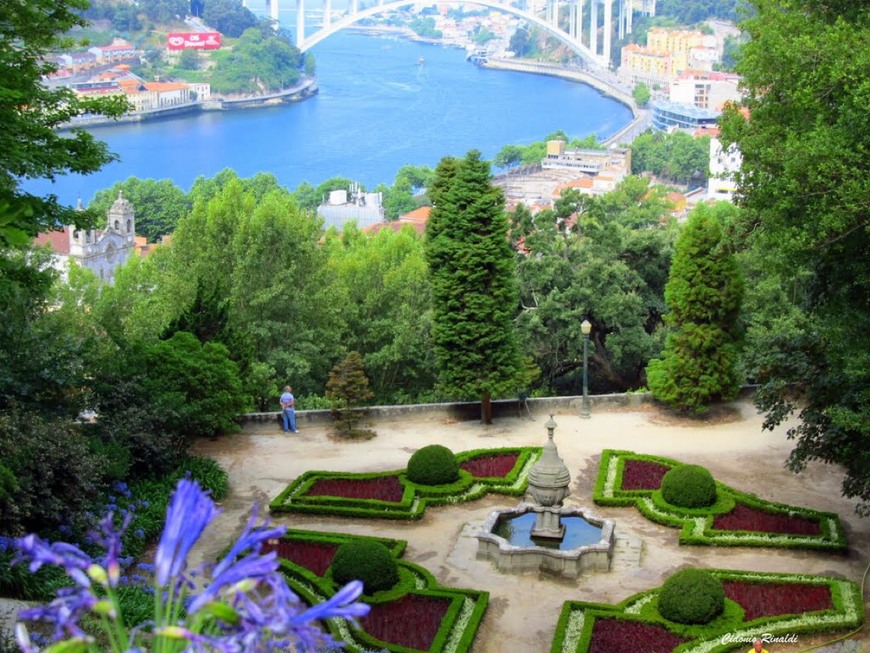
[
  {"left": 276, "top": 529, "right": 489, "bottom": 653},
  {"left": 269, "top": 447, "right": 541, "bottom": 520},
  {"left": 593, "top": 450, "right": 847, "bottom": 550},
  {"left": 550, "top": 569, "right": 864, "bottom": 653}
]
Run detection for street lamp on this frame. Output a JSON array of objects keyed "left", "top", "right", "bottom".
[{"left": 580, "top": 319, "right": 592, "bottom": 419}]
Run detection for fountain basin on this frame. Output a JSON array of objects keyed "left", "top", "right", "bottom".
[{"left": 476, "top": 504, "right": 614, "bottom": 578}]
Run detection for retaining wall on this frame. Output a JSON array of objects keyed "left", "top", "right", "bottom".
[{"left": 241, "top": 392, "right": 655, "bottom": 430}]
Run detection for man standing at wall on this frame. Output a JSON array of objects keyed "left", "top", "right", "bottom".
[{"left": 280, "top": 385, "right": 298, "bottom": 433}]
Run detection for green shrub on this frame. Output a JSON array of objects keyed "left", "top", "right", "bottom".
[
  {"left": 660, "top": 464, "right": 717, "bottom": 508},
  {"left": 331, "top": 540, "right": 399, "bottom": 594},
  {"left": 658, "top": 568, "right": 725, "bottom": 624},
  {"left": 407, "top": 444, "right": 459, "bottom": 486},
  {"left": 174, "top": 456, "right": 229, "bottom": 501}
]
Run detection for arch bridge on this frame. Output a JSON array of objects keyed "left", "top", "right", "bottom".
[{"left": 243, "top": 0, "right": 655, "bottom": 68}]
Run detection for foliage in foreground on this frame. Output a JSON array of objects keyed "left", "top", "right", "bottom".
[
  {"left": 13, "top": 478, "right": 370, "bottom": 652},
  {"left": 719, "top": 0, "right": 870, "bottom": 514}
]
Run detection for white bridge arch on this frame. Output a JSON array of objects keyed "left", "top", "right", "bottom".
[{"left": 246, "top": 0, "right": 655, "bottom": 68}]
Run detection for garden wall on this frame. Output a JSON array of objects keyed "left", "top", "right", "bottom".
[{"left": 240, "top": 393, "right": 655, "bottom": 431}]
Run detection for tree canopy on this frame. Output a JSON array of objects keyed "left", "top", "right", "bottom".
[
  {"left": 0, "top": 0, "right": 127, "bottom": 247},
  {"left": 646, "top": 203, "right": 743, "bottom": 413},
  {"left": 720, "top": 0, "right": 870, "bottom": 512},
  {"left": 425, "top": 151, "right": 523, "bottom": 422}
]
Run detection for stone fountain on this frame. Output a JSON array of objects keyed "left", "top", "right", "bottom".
[{"left": 476, "top": 416, "right": 614, "bottom": 578}]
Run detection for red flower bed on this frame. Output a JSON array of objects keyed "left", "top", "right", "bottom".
[
  {"left": 620, "top": 459, "right": 672, "bottom": 491},
  {"left": 360, "top": 594, "right": 451, "bottom": 650},
  {"left": 460, "top": 453, "right": 519, "bottom": 478},
  {"left": 712, "top": 503, "right": 822, "bottom": 536},
  {"left": 305, "top": 476, "right": 405, "bottom": 502},
  {"left": 723, "top": 582, "right": 833, "bottom": 621},
  {"left": 589, "top": 617, "right": 689, "bottom": 653},
  {"left": 264, "top": 539, "right": 338, "bottom": 577}
]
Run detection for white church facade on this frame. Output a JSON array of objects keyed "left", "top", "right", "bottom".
[{"left": 33, "top": 192, "right": 138, "bottom": 284}]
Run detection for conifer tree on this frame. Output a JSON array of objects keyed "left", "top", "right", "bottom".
[
  {"left": 425, "top": 151, "right": 522, "bottom": 423},
  {"left": 326, "top": 351, "right": 375, "bottom": 437},
  {"left": 646, "top": 206, "right": 743, "bottom": 413}
]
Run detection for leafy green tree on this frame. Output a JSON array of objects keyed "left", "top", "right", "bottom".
[
  {"left": 631, "top": 130, "right": 710, "bottom": 185},
  {"left": 509, "top": 27, "right": 530, "bottom": 56},
  {"left": 111, "top": 331, "right": 247, "bottom": 442},
  {"left": 494, "top": 145, "right": 524, "bottom": 169},
  {"left": 140, "top": 0, "right": 190, "bottom": 22},
  {"left": 326, "top": 351, "right": 375, "bottom": 437},
  {"left": 632, "top": 82, "right": 651, "bottom": 107},
  {"left": 719, "top": 0, "right": 870, "bottom": 512},
  {"left": 425, "top": 151, "right": 522, "bottom": 423},
  {"left": 514, "top": 178, "right": 676, "bottom": 394},
  {"left": 646, "top": 205, "right": 743, "bottom": 413},
  {"left": 112, "top": 5, "right": 144, "bottom": 31},
  {"left": 209, "top": 29, "right": 302, "bottom": 94},
  {"left": 202, "top": 0, "right": 258, "bottom": 37},
  {"left": 323, "top": 224, "right": 436, "bottom": 404},
  {"left": 0, "top": 0, "right": 127, "bottom": 247},
  {"left": 171, "top": 176, "right": 340, "bottom": 395},
  {"left": 0, "top": 410, "right": 105, "bottom": 535},
  {"left": 88, "top": 177, "right": 191, "bottom": 242}
]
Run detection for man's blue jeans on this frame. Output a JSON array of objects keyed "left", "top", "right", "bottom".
[{"left": 282, "top": 408, "right": 297, "bottom": 433}]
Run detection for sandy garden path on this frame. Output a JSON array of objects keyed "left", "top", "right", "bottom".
[{"left": 192, "top": 400, "right": 869, "bottom": 653}]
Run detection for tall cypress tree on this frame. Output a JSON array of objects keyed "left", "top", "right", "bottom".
[
  {"left": 646, "top": 206, "right": 743, "bottom": 413},
  {"left": 425, "top": 151, "right": 522, "bottom": 423}
]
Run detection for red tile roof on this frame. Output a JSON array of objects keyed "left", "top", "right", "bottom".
[{"left": 33, "top": 227, "right": 72, "bottom": 255}]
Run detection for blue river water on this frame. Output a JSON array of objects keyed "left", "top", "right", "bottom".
[{"left": 28, "top": 32, "right": 633, "bottom": 204}]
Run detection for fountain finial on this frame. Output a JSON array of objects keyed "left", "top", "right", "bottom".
[{"left": 545, "top": 414, "right": 557, "bottom": 441}]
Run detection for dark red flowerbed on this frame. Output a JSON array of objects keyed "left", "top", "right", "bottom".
[
  {"left": 305, "top": 476, "right": 405, "bottom": 502},
  {"left": 620, "top": 459, "right": 672, "bottom": 491},
  {"left": 589, "top": 617, "right": 689, "bottom": 653},
  {"left": 460, "top": 453, "right": 519, "bottom": 478},
  {"left": 723, "top": 581, "right": 833, "bottom": 621},
  {"left": 360, "top": 594, "right": 451, "bottom": 650},
  {"left": 264, "top": 539, "right": 338, "bottom": 577},
  {"left": 712, "top": 503, "right": 822, "bottom": 536}
]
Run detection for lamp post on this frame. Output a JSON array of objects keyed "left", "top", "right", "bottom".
[{"left": 580, "top": 319, "right": 592, "bottom": 419}]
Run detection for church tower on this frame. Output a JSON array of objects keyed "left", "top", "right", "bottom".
[{"left": 107, "top": 190, "right": 136, "bottom": 244}]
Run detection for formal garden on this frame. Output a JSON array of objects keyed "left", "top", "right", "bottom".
[{"left": 247, "top": 431, "right": 864, "bottom": 653}]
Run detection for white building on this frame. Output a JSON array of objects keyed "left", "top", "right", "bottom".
[
  {"left": 33, "top": 192, "right": 138, "bottom": 284},
  {"left": 707, "top": 134, "right": 741, "bottom": 202},
  {"left": 317, "top": 184, "right": 385, "bottom": 230}
]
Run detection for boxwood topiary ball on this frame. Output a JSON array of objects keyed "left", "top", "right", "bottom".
[
  {"left": 658, "top": 568, "right": 725, "bottom": 624},
  {"left": 407, "top": 444, "right": 459, "bottom": 486},
  {"left": 331, "top": 540, "right": 399, "bottom": 594},
  {"left": 660, "top": 463, "right": 717, "bottom": 509}
]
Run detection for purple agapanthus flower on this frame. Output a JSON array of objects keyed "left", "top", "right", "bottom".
[
  {"left": 15, "top": 478, "right": 371, "bottom": 653},
  {"left": 154, "top": 477, "right": 221, "bottom": 587},
  {"left": 14, "top": 535, "right": 93, "bottom": 589}
]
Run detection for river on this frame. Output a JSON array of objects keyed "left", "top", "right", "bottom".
[{"left": 26, "top": 32, "right": 633, "bottom": 205}]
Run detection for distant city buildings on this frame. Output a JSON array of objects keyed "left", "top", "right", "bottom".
[
  {"left": 707, "top": 131, "right": 742, "bottom": 202},
  {"left": 317, "top": 184, "right": 385, "bottom": 230},
  {"left": 618, "top": 27, "right": 720, "bottom": 89}
]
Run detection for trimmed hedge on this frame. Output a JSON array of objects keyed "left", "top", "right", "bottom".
[
  {"left": 269, "top": 447, "right": 541, "bottom": 520},
  {"left": 592, "top": 450, "right": 847, "bottom": 550},
  {"left": 407, "top": 445, "right": 459, "bottom": 486},
  {"left": 272, "top": 529, "right": 488, "bottom": 653},
  {"left": 661, "top": 465, "right": 717, "bottom": 509},
  {"left": 332, "top": 540, "right": 399, "bottom": 594},
  {"left": 658, "top": 569, "right": 724, "bottom": 624},
  {"left": 550, "top": 570, "right": 864, "bottom": 653}
]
